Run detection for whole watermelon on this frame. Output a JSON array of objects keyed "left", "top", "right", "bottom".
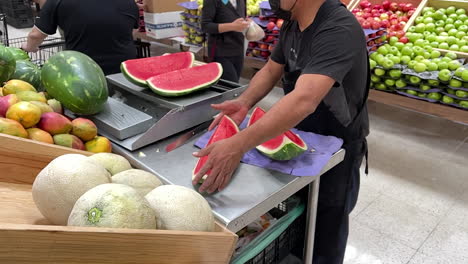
[
  {"left": 7, "top": 47, "right": 30, "bottom": 61},
  {"left": 41, "top": 51, "right": 108, "bottom": 115},
  {"left": 0, "top": 45, "right": 16, "bottom": 84},
  {"left": 12, "top": 60, "right": 41, "bottom": 89}
]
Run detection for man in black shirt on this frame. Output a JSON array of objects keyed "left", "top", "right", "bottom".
[
  {"left": 193, "top": 0, "right": 369, "bottom": 263},
  {"left": 22, "top": 0, "right": 139, "bottom": 75}
]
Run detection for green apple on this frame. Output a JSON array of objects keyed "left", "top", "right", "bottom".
[
  {"left": 375, "top": 83, "right": 387, "bottom": 90},
  {"left": 450, "top": 44, "right": 460, "bottom": 51},
  {"left": 428, "top": 79, "right": 440, "bottom": 87},
  {"left": 449, "top": 14, "right": 458, "bottom": 20},
  {"left": 370, "top": 59, "right": 377, "bottom": 69},
  {"left": 385, "top": 79, "right": 396, "bottom": 87},
  {"left": 427, "top": 62, "right": 439, "bottom": 71},
  {"left": 394, "top": 42, "right": 405, "bottom": 51},
  {"left": 389, "top": 46, "right": 399, "bottom": 55},
  {"left": 448, "top": 60, "right": 461, "bottom": 70},
  {"left": 395, "top": 79, "right": 407, "bottom": 89},
  {"left": 459, "top": 100, "right": 468, "bottom": 108},
  {"left": 426, "top": 34, "right": 437, "bottom": 42},
  {"left": 389, "top": 69, "right": 402, "bottom": 79},
  {"left": 389, "top": 36, "right": 399, "bottom": 46},
  {"left": 454, "top": 20, "right": 464, "bottom": 29},
  {"left": 463, "top": 70, "right": 468, "bottom": 82},
  {"left": 424, "top": 17, "right": 434, "bottom": 24},
  {"left": 448, "top": 28, "right": 458, "bottom": 36},
  {"left": 417, "top": 92, "right": 428, "bottom": 98},
  {"left": 433, "top": 11, "right": 445, "bottom": 21},
  {"left": 445, "top": 24, "right": 456, "bottom": 31},
  {"left": 414, "top": 55, "right": 425, "bottom": 62},
  {"left": 455, "top": 67, "right": 466, "bottom": 77},
  {"left": 438, "top": 43, "right": 450, "bottom": 49},
  {"left": 423, "top": 52, "right": 432, "bottom": 59},
  {"left": 428, "top": 92, "right": 442, "bottom": 100},
  {"left": 409, "top": 76, "right": 422, "bottom": 85},
  {"left": 408, "top": 26, "right": 416, "bottom": 33},
  {"left": 370, "top": 52, "right": 379, "bottom": 61},
  {"left": 446, "top": 18, "right": 455, "bottom": 25},
  {"left": 382, "top": 59, "right": 395, "bottom": 69},
  {"left": 436, "top": 36, "right": 447, "bottom": 43},
  {"left": 408, "top": 60, "right": 417, "bottom": 69},
  {"left": 413, "top": 46, "right": 425, "bottom": 56},
  {"left": 438, "top": 61, "right": 449, "bottom": 70},
  {"left": 458, "top": 14, "right": 468, "bottom": 22},
  {"left": 457, "top": 39, "right": 467, "bottom": 47},
  {"left": 438, "top": 69, "right": 452, "bottom": 82},
  {"left": 447, "top": 88, "right": 456, "bottom": 95},
  {"left": 415, "top": 17, "right": 424, "bottom": 25},
  {"left": 377, "top": 46, "right": 389, "bottom": 55},
  {"left": 435, "top": 27, "right": 445, "bottom": 35},
  {"left": 371, "top": 75, "right": 381, "bottom": 83},
  {"left": 456, "top": 31, "right": 466, "bottom": 39},
  {"left": 401, "top": 55, "right": 411, "bottom": 65},
  {"left": 456, "top": 90, "right": 468, "bottom": 98},
  {"left": 431, "top": 50, "right": 441, "bottom": 59},
  {"left": 375, "top": 68, "right": 386, "bottom": 77},
  {"left": 447, "top": 6, "right": 456, "bottom": 15},
  {"left": 442, "top": 95, "right": 455, "bottom": 103},
  {"left": 401, "top": 46, "right": 413, "bottom": 56},
  {"left": 445, "top": 52, "right": 458, "bottom": 60},
  {"left": 406, "top": 89, "right": 418, "bottom": 96},
  {"left": 461, "top": 46, "right": 468, "bottom": 52},
  {"left": 420, "top": 83, "right": 431, "bottom": 91},
  {"left": 414, "top": 63, "right": 427, "bottom": 73},
  {"left": 447, "top": 36, "right": 458, "bottom": 45},
  {"left": 457, "top": 8, "right": 467, "bottom": 16},
  {"left": 433, "top": 58, "right": 442, "bottom": 64},
  {"left": 376, "top": 55, "right": 386, "bottom": 66},
  {"left": 431, "top": 42, "right": 440, "bottom": 48},
  {"left": 459, "top": 25, "right": 468, "bottom": 32},
  {"left": 450, "top": 79, "right": 463, "bottom": 88}
]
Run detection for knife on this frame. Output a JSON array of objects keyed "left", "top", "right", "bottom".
[{"left": 165, "top": 121, "right": 212, "bottom": 152}]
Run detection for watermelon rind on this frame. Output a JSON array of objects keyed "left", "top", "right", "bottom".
[
  {"left": 7, "top": 47, "right": 30, "bottom": 61},
  {"left": 147, "top": 62, "right": 223, "bottom": 97},
  {"left": 192, "top": 115, "right": 239, "bottom": 182},
  {"left": 41, "top": 51, "right": 108, "bottom": 115},
  {"left": 0, "top": 45, "right": 16, "bottom": 84},
  {"left": 12, "top": 60, "right": 41, "bottom": 89},
  {"left": 248, "top": 107, "right": 308, "bottom": 161},
  {"left": 121, "top": 52, "right": 195, "bottom": 87}
]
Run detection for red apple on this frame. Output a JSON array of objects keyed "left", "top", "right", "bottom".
[
  {"left": 363, "top": 13, "right": 371, "bottom": 19},
  {"left": 377, "top": 30, "right": 385, "bottom": 36},
  {"left": 390, "top": 14, "right": 398, "bottom": 20},
  {"left": 396, "top": 30, "right": 405, "bottom": 38},
  {"left": 273, "top": 40, "right": 278, "bottom": 45},
  {"left": 260, "top": 51, "right": 270, "bottom": 58},
  {"left": 368, "top": 40, "right": 375, "bottom": 46},
  {"left": 407, "top": 10, "right": 415, "bottom": 17},
  {"left": 395, "top": 11, "right": 403, "bottom": 17},
  {"left": 390, "top": 19, "right": 399, "bottom": 26},
  {"left": 352, "top": 8, "right": 361, "bottom": 13},
  {"left": 369, "top": 33, "right": 377, "bottom": 38},
  {"left": 389, "top": 2, "right": 398, "bottom": 12},
  {"left": 276, "top": 19, "right": 284, "bottom": 29},
  {"left": 373, "top": 4, "right": 382, "bottom": 10},
  {"left": 398, "top": 16, "right": 408, "bottom": 22},
  {"left": 398, "top": 3, "right": 406, "bottom": 11},
  {"left": 382, "top": 0, "right": 391, "bottom": 10},
  {"left": 362, "top": 21, "right": 371, "bottom": 29},
  {"left": 371, "top": 21, "right": 381, "bottom": 30},
  {"left": 360, "top": 1, "right": 372, "bottom": 9},
  {"left": 388, "top": 31, "right": 397, "bottom": 37},
  {"left": 266, "top": 22, "right": 276, "bottom": 31},
  {"left": 265, "top": 35, "right": 275, "bottom": 42},
  {"left": 403, "top": 3, "right": 413, "bottom": 12},
  {"left": 259, "top": 43, "right": 268, "bottom": 49},
  {"left": 248, "top": 42, "right": 257, "bottom": 48},
  {"left": 363, "top": 7, "right": 371, "bottom": 13},
  {"left": 399, "top": 36, "right": 409, "bottom": 43},
  {"left": 380, "top": 20, "right": 390, "bottom": 28},
  {"left": 268, "top": 45, "right": 275, "bottom": 52},
  {"left": 272, "top": 30, "right": 279, "bottom": 34},
  {"left": 378, "top": 8, "right": 386, "bottom": 14}
]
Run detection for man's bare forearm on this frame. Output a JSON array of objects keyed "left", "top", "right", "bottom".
[{"left": 23, "top": 27, "right": 47, "bottom": 52}]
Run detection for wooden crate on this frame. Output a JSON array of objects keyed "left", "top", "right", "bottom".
[
  {"left": 0, "top": 133, "right": 237, "bottom": 264},
  {"left": 404, "top": 0, "right": 468, "bottom": 58}
]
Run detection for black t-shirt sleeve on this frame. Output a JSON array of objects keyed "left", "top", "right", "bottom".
[
  {"left": 302, "top": 26, "right": 357, "bottom": 86},
  {"left": 270, "top": 39, "right": 285, "bottom": 65},
  {"left": 34, "top": 0, "right": 60, "bottom": 35},
  {"left": 132, "top": 2, "right": 140, "bottom": 29}
]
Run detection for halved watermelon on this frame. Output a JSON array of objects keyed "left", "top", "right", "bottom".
[
  {"left": 192, "top": 116, "right": 239, "bottom": 183},
  {"left": 121, "top": 52, "right": 195, "bottom": 86},
  {"left": 147, "top": 62, "right": 223, "bottom": 97},
  {"left": 248, "top": 107, "right": 307, "bottom": 161}
]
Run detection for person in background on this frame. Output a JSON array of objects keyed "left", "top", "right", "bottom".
[
  {"left": 22, "top": 0, "right": 139, "bottom": 76},
  {"left": 202, "top": 0, "right": 249, "bottom": 83},
  {"left": 193, "top": 0, "right": 369, "bottom": 263}
]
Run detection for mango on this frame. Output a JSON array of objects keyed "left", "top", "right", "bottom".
[
  {"left": 53, "top": 134, "right": 85, "bottom": 150},
  {"left": 27, "top": 128, "right": 54, "bottom": 144},
  {"left": 2, "top": 80, "right": 36, "bottom": 95},
  {"left": 6, "top": 102, "right": 42, "bottom": 128},
  {"left": 16, "top": 91, "right": 47, "bottom": 103},
  {"left": 0, "top": 117, "right": 28, "bottom": 138},
  {"left": 71, "top": 118, "right": 98, "bottom": 141},
  {"left": 47, "top": 99, "right": 63, "bottom": 114},
  {"left": 85, "top": 136, "right": 112, "bottom": 153},
  {"left": 0, "top": 94, "right": 19, "bottom": 117},
  {"left": 30, "top": 101, "right": 54, "bottom": 114},
  {"left": 38, "top": 112, "right": 72, "bottom": 135}
]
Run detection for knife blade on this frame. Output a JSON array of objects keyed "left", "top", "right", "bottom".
[{"left": 165, "top": 121, "right": 212, "bottom": 152}]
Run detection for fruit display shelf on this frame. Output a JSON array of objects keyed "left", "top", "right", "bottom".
[
  {"left": 179, "top": 2, "right": 205, "bottom": 47},
  {"left": 0, "top": 133, "right": 237, "bottom": 264},
  {"left": 404, "top": 0, "right": 468, "bottom": 58}
]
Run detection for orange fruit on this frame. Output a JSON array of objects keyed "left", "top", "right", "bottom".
[
  {"left": 85, "top": 136, "right": 112, "bottom": 153},
  {"left": 27, "top": 128, "right": 54, "bottom": 144},
  {"left": 6, "top": 102, "right": 42, "bottom": 128}
]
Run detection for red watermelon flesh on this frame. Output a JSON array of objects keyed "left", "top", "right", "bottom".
[
  {"left": 248, "top": 107, "right": 307, "bottom": 160},
  {"left": 121, "top": 52, "right": 194, "bottom": 86},
  {"left": 147, "top": 62, "right": 223, "bottom": 97},
  {"left": 192, "top": 116, "right": 239, "bottom": 182}
]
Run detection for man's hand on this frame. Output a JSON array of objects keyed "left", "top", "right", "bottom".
[
  {"left": 21, "top": 43, "right": 38, "bottom": 53},
  {"left": 230, "top": 18, "right": 249, "bottom": 32},
  {"left": 192, "top": 137, "right": 245, "bottom": 193},
  {"left": 208, "top": 99, "right": 250, "bottom": 130}
]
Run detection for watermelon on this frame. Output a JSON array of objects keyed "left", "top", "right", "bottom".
[
  {"left": 192, "top": 116, "right": 239, "bottom": 182},
  {"left": 147, "top": 62, "right": 223, "bottom": 97},
  {"left": 7, "top": 47, "right": 30, "bottom": 61},
  {"left": 41, "top": 51, "right": 108, "bottom": 115},
  {"left": 12, "top": 60, "right": 41, "bottom": 89},
  {"left": 121, "top": 52, "right": 195, "bottom": 86},
  {"left": 248, "top": 107, "right": 307, "bottom": 161},
  {"left": 0, "top": 45, "right": 16, "bottom": 84}
]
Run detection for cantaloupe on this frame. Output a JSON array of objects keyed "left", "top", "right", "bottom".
[
  {"left": 68, "top": 184, "right": 157, "bottom": 229},
  {"left": 87, "top": 153, "right": 132, "bottom": 175},
  {"left": 112, "top": 169, "right": 163, "bottom": 197},
  {"left": 32, "top": 154, "right": 111, "bottom": 225},
  {"left": 145, "top": 185, "right": 215, "bottom": 232}
]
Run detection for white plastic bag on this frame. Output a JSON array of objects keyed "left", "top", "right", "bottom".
[{"left": 245, "top": 20, "right": 265, "bottom": 42}]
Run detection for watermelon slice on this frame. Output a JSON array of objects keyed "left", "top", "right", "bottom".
[
  {"left": 248, "top": 107, "right": 308, "bottom": 161},
  {"left": 147, "top": 62, "right": 223, "bottom": 97},
  {"left": 192, "top": 116, "right": 239, "bottom": 183},
  {"left": 121, "top": 52, "right": 195, "bottom": 86}
]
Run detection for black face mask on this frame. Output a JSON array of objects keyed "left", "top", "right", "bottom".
[{"left": 269, "top": 0, "right": 297, "bottom": 21}]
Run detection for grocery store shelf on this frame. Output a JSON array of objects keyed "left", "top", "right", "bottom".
[{"left": 368, "top": 89, "right": 468, "bottom": 124}]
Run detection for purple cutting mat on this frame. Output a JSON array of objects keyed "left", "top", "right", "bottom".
[{"left": 194, "top": 119, "right": 344, "bottom": 177}]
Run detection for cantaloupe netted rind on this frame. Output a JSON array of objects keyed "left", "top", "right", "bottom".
[
  {"left": 112, "top": 169, "right": 163, "bottom": 197},
  {"left": 145, "top": 185, "right": 215, "bottom": 232},
  {"left": 87, "top": 153, "right": 132, "bottom": 175},
  {"left": 32, "top": 154, "right": 111, "bottom": 225},
  {"left": 68, "top": 183, "right": 157, "bottom": 229}
]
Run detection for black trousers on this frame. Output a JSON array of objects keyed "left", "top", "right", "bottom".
[
  {"left": 214, "top": 56, "right": 244, "bottom": 83},
  {"left": 311, "top": 139, "right": 367, "bottom": 264}
]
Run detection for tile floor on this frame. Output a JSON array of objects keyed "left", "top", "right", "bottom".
[{"left": 5, "top": 25, "right": 468, "bottom": 264}]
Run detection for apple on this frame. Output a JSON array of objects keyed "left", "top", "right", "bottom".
[
  {"left": 396, "top": 30, "right": 405, "bottom": 38},
  {"left": 408, "top": 60, "right": 417, "bottom": 69},
  {"left": 375, "top": 68, "right": 386, "bottom": 76},
  {"left": 268, "top": 45, "right": 275, "bottom": 52},
  {"left": 417, "top": 92, "right": 428, "bottom": 98},
  {"left": 403, "top": 3, "right": 414, "bottom": 12},
  {"left": 394, "top": 42, "right": 405, "bottom": 50},
  {"left": 385, "top": 79, "right": 396, "bottom": 87},
  {"left": 259, "top": 43, "right": 268, "bottom": 49},
  {"left": 448, "top": 60, "right": 461, "bottom": 70},
  {"left": 427, "top": 92, "right": 442, "bottom": 100},
  {"left": 447, "top": 88, "right": 456, "bottom": 95},
  {"left": 409, "top": 76, "right": 421, "bottom": 85},
  {"left": 414, "top": 62, "right": 427, "bottom": 73},
  {"left": 459, "top": 101, "right": 468, "bottom": 108},
  {"left": 398, "top": 3, "right": 406, "bottom": 11},
  {"left": 360, "top": 1, "right": 372, "bottom": 9},
  {"left": 389, "top": 2, "right": 398, "bottom": 12},
  {"left": 276, "top": 19, "right": 284, "bottom": 29},
  {"left": 371, "top": 75, "right": 381, "bottom": 83},
  {"left": 252, "top": 49, "right": 261, "bottom": 57},
  {"left": 438, "top": 69, "right": 452, "bottom": 82},
  {"left": 450, "top": 79, "right": 463, "bottom": 88},
  {"left": 382, "top": 58, "right": 395, "bottom": 69},
  {"left": 428, "top": 80, "right": 440, "bottom": 87},
  {"left": 260, "top": 51, "right": 270, "bottom": 58},
  {"left": 401, "top": 46, "right": 413, "bottom": 56},
  {"left": 266, "top": 22, "right": 276, "bottom": 31},
  {"left": 442, "top": 95, "right": 455, "bottom": 104},
  {"left": 375, "top": 83, "right": 387, "bottom": 90},
  {"left": 439, "top": 43, "right": 450, "bottom": 49},
  {"left": 446, "top": 52, "right": 458, "bottom": 60},
  {"left": 462, "top": 70, "right": 468, "bottom": 81},
  {"left": 380, "top": 13, "right": 389, "bottom": 20},
  {"left": 265, "top": 35, "right": 275, "bottom": 43},
  {"left": 377, "top": 46, "right": 389, "bottom": 55},
  {"left": 401, "top": 55, "right": 411, "bottom": 64},
  {"left": 455, "top": 67, "right": 466, "bottom": 77},
  {"left": 388, "top": 69, "right": 402, "bottom": 78},
  {"left": 419, "top": 83, "right": 431, "bottom": 91},
  {"left": 370, "top": 59, "right": 377, "bottom": 69},
  {"left": 427, "top": 62, "right": 438, "bottom": 71},
  {"left": 406, "top": 89, "right": 418, "bottom": 96},
  {"left": 248, "top": 42, "right": 257, "bottom": 48},
  {"left": 395, "top": 79, "right": 407, "bottom": 88},
  {"left": 382, "top": 0, "right": 391, "bottom": 10},
  {"left": 381, "top": 20, "right": 390, "bottom": 28},
  {"left": 456, "top": 90, "right": 468, "bottom": 98}
]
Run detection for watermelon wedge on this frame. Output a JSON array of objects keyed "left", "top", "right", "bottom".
[
  {"left": 147, "top": 62, "right": 223, "bottom": 97},
  {"left": 192, "top": 116, "right": 239, "bottom": 183},
  {"left": 121, "top": 52, "right": 195, "bottom": 86},
  {"left": 248, "top": 107, "right": 308, "bottom": 161}
]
